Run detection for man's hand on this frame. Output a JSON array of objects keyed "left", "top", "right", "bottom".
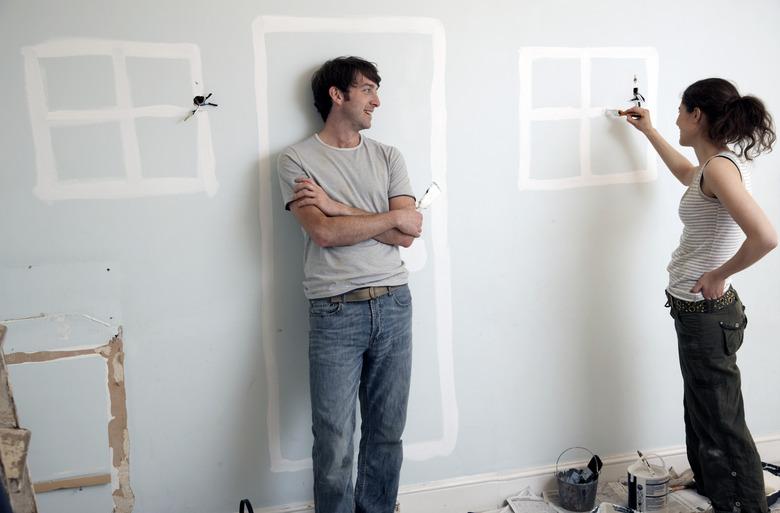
[
  {"left": 290, "top": 177, "right": 344, "bottom": 217},
  {"left": 393, "top": 208, "right": 423, "bottom": 237},
  {"left": 691, "top": 271, "right": 726, "bottom": 300},
  {"left": 289, "top": 183, "right": 421, "bottom": 247}
]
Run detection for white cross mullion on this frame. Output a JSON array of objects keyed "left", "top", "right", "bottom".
[
  {"left": 113, "top": 49, "right": 142, "bottom": 184},
  {"left": 579, "top": 52, "right": 592, "bottom": 178}
]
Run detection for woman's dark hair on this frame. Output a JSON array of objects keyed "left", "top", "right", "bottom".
[
  {"left": 311, "top": 56, "right": 381, "bottom": 122},
  {"left": 682, "top": 78, "right": 775, "bottom": 160}
]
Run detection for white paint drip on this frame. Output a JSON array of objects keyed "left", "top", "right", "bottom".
[
  {"left": 517, "top": 47, "right": 659, "bottom": 191},
  {"left": 22, "top": 38, "right": 218, "bottom": 200},
  {"left": 253, "top": 15, "right": 457, "bottom": 473}
]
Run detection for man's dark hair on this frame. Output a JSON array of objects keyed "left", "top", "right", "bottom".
[{"left": 311, "top": 56, "right": 381, "bottom": 122}]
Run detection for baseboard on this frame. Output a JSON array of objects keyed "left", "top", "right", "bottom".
[{"left": 252, "top": 434, "right": 780, "bottom": 513}]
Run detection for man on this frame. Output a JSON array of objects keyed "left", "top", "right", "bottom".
[{"left": 277, "top": 56, "right": 423, "bottom": 513}]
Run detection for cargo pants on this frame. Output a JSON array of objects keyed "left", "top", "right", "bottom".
[{"left": 667, "top": 289, "right": 767, "bottom": 513}]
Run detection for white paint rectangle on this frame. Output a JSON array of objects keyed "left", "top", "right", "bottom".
[
  {"left": 518, "top": 47, "right": 659, "bottom": 191},
  {"left": 253, "top": 15, "right": 456, "bottom": 473},
  {"left": 22, "top": 39, "right": 217, "bottom": 200}
]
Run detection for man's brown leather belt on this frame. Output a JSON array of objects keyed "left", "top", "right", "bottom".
[{"left": 329, "top": 285, "right": 403, "bottom": 303}]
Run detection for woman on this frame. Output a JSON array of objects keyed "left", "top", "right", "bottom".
[{"left": 624, "top": 78, "right": 777, "bottom": 513}]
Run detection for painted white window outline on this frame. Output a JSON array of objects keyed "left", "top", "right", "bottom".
[
  {"left": 22, "top": 39, "right": 217, "bottom": 201},
  {"left": 518, "top": 47, "right": 659, "bottom": 191},
  {"left": 253, "top": 16, "right": 456, "bottom": 473}
]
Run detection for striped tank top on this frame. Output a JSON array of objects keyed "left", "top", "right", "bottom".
[{"left": 667, "top": 151, "right": 751, "bottom": 301}]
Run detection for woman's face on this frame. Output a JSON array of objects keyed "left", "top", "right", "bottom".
[{"left": 676, "top": 102, "right": 700, "bottom": 147}]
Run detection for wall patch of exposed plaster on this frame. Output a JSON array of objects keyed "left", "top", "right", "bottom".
[
  {"left": 103, "top": 332, "right": 134, "bottom": 512},
  {"left": 5, "top": 320, "right": 135, "bottom": 513}
]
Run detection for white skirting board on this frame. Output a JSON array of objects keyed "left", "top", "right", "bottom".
[{"left": 252, "top": 434, "right": 780, "bottom": 513}]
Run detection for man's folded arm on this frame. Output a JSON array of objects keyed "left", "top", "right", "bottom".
[
  {"left": 374, "top": 196, "right": 417, "bottom": 247},
  {"left": 289, "top": 199, "right": 420, "bottom": 248},
  {"left": 308, "top": 194, "right": 417, "bottom": 247}
]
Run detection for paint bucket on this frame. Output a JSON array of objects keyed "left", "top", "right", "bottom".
[
  {"left": 555, "top": 447, "right": 599, "bottom": 512},
  {"left": 627, "top": 454, "right": 670, "bottom": 512}
]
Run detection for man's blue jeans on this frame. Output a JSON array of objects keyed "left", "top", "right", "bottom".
[{"left": 308, "top": 285, "right": 413, "bottom": 513}]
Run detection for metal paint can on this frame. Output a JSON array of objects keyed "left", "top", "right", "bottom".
[
  {"left": 555, "top": 447, "right": 600, "bottom": 512},
  {"left": 627, "top": 454, "right": 670, "bottom": 512}
]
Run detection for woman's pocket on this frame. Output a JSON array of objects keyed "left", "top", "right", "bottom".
[{"left": 720, "top": 319, "right": 745, "bottom": 355}]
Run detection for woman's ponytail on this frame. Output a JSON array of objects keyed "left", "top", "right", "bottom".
[{"left": 682, "top": 79, "right": 775, "bottom": 160}]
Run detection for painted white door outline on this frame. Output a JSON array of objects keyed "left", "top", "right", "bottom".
[
  {"left": 518, "top": 47, "right": 659, "bottom": 191},
  {"left": 253, "top": 16, "right": 456, "bottom": 473},
  {"left": 22, "top": 39, "right": 217, "bottom": 200}
]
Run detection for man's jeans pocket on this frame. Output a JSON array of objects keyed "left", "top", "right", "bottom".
[
  {"left": 309, "top": 299, "right": 343, "bottom": 317},
  {"left": 390, "top": 285, "right": 412, "bottom": 308}
]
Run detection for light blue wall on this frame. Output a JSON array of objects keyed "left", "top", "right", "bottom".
[{"left": 2, "top": 1, "right": 780, "bottom": 511}]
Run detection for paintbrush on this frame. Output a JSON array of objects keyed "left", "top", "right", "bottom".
[
  {"left": 604, "top": 109, "right": 642, "bottom": 120},
  {"left": 416, "top": 181, "right": 441, "bottom": 210},
  {"left": 637, "top": 450, "right": 656, "bottom": 476}
]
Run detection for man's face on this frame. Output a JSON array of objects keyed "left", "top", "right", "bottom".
[{"left": 342, "top": 73, "right": 380, "bottom": 130}]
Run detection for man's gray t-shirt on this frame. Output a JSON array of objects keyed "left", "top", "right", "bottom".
[{"left": 278, "top": 134, "right": 415, "bottom": 299}]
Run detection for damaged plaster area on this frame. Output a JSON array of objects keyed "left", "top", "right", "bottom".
[
  {"left": 2, "top": 315, "right": 135, "bottom": 513},
  {"left": 1, "top": 323, "right": 37, "bottom": 513}
]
